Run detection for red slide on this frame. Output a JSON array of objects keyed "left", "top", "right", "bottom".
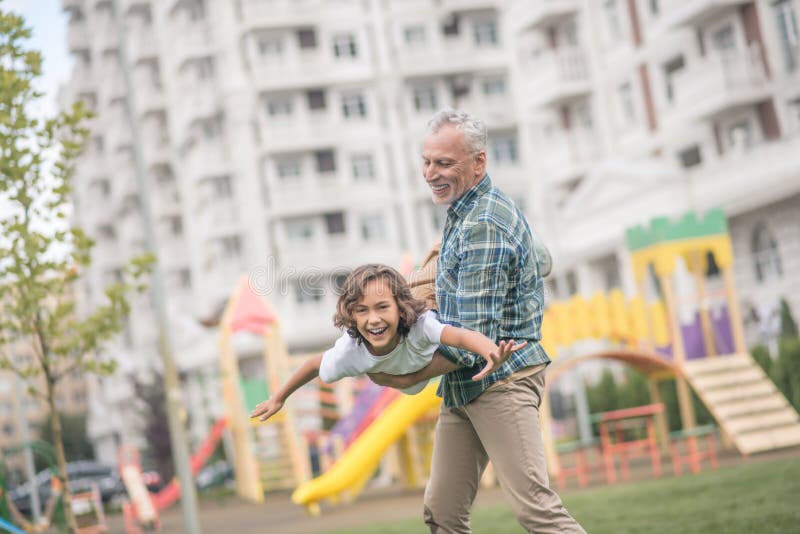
[{"left": 151, "top": 418, "right": 228, "bottom": 510}]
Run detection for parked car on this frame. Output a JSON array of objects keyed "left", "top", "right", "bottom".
[
  {"left": 196, "top": 460, "right": 234, "bottom": 491},
  {"left": 9, "top": 461, "right": 126, "bottom": 515}
]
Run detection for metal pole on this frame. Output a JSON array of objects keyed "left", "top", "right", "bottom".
[
  {"left": 12, "top": 370, "right": 41, "bottom": 523},
  {"left": 109, "top": 2, "right": 201, "bottom": 532}
]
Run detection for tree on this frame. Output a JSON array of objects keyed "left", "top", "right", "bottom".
[
  {"left": 779, "top": 298, "right": 798, "bottom": 340},
  {"left": 132, "top": 371, "right": 174, "bottom": 482},
  {"left": 0, "top": 8, "right": 151, "bottom": 531},
  {"left": 37, "top": 412, "right": 95, "bottom": 471}
]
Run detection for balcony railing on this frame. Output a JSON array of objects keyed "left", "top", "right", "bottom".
[
  {"left": 67, "top": 20, "right": 90, "bottom": 52},
  {"left": 540, "top": 127, "right": 601, "bottom": 184},
  {"left": 239, "top": 0, "right": 324, "bottom": 29},
  {"left": 508, "top": 0, "right": 580, "bottom": 33},
  {"left": 658, "top": 0, "right": 751, "bottom": 29},
  {"left": 664, "top": 46, "right": 768, "bottom": 123},
  {"left": 524, "top": 46, "right": 590, "bottom": 107}
]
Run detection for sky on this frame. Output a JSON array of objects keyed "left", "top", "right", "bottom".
[{"left": 5, "top": 0, "right": 72, "bottom": 118}]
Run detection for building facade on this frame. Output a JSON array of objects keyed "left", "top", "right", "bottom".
[{"left": 59, "top": 0, "right": 800, "bottom": 461}]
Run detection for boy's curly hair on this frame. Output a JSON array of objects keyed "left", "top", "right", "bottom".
[{"left": 333, "top": 264, "right": 427, "bottom": 345}]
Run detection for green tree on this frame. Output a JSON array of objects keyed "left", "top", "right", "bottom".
[
  {"left": 132, "top": 371, "right": 174, "bottom": 482},
  {"left": 779, "top": 298, "right": 798, "bottom": 340},
  {"left": 37, "top": 412, "right": 95, "bottom": 470},
  {"left": 772, "top": 337, "right": 800, "bottom": 411},
  {"left": 0, "top": 7, "right": 151, "bottom": 531},
  {"left": 751, "top": 343, "right": 771, "bottom": 376}
]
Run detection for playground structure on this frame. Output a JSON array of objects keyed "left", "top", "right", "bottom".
[
  {"left": 215, "top": 208, "right": 800, "bottom": 513},
  {"left": 539, "top": 208, "right": 800, "bottom": 480}
]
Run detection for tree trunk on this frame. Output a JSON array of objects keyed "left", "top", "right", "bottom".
[{"left": 47, "top": 376, "right": 78, "bottom": 532}]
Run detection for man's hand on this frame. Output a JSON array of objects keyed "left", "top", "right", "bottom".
[
  {"left": 250, "top": 397, "right": 284, "bottom": 422},
  {"left": 472, "top": 339, "right": 527, "bottom": 382},
  {"left": 367, "top": 372, "right": 417, "bottom": 390}
]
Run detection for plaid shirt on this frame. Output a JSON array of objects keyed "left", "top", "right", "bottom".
[{"left": 435, "top": 175, "right": 550, "bottom": 407}]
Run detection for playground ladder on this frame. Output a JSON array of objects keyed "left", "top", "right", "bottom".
[{"left": 682, "top": 353, "right": 800, "bottom": 455}]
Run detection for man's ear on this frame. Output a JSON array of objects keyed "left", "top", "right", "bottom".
[{"left": 474, "top": 150, "right": 487, "bottom": 178}]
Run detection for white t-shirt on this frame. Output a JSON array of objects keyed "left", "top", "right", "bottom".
[{"left": 318, "top": 310, "right": 446, "bottom": 395}]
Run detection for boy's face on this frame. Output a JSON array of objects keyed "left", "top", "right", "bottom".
[{"left": 353, "top": 278, "right": 401, "bottom": 356}]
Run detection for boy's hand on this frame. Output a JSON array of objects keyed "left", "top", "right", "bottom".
[
  {"left": 250, "top": 397, "right": 284, "bottom": 422},
  {"left": 472, "top": 340, "right": 528, "bottom": 382}
]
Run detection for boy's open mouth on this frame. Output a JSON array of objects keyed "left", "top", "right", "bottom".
[{"left": 368, "top": 326, "right": 388, "bottom": 336}]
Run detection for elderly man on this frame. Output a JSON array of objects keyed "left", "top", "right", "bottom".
[{"left": 369, "top": 109, "right": 584, "bottom": 533}]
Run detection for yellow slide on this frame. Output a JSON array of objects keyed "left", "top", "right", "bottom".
[{"left": 292, "top": 382, "right": 442, "bottom": 509}]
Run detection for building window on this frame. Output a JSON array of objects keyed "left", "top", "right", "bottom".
[
  {"left": 360, "top": 213, "right": 386, "bottom": 242},
  {"left": 211, "top": 175, "right": 233, "bottom": 197},
  {"left": 604, "top": 0, "right": 622, "bottom": 41},
  {"left": 404, "top": 25, "right": 426, "bottom": 45},
  {"left": 751, "top": 223, "right": 783, "bottom": 282},
  {"left": 663, "top": 55, "right": 685, "bottom": 103},
  {"left": 266, "top": 96, "right": 292, "bottom": 117},
  {"left": 649, "top": 0, "right": 659, "bottom": 16},
  {"left": 413, "top": 86, "right": 437, "bottom": 112},
  {"left": 275, "top": 157, "right": 302, "bottom": 180},
  {"left": 618, "top": 82, "right": 636, "bottom": 126},
  {"left": 787, "top": 97, "right": 800, "bottom": 134},
  {"left": 167, "top": 216, "right": 183, "bottom": 236},
  {"left": 678, "top": 145, "right": 702, "bottom": 168},
  {"left": 325, "top": 212, "right": 346, "bottom": 235},
  {"left": 351, "top": 153, "right": 375, "bottom": 181},
  {"left": 220, "top": 235, "right": 241, "bottom": 256},
  {"left": 473, "top": 19, "right": 498, "bottom": 46},
  {"left": 177, "top": 268, "right": 192, "bottom": 288},
  {"left": 297, "top": 28, "right": 317, "bottom": 49},
  {"left": 307, "top": 89, "right": 326, "bottom": 111},
  {"left": 256, "top": 33, "right": 283, "bottom": 57},
  {"left": 333, "top": 33, "right": 358, "bottom": 58},
  {"left": 773, "top": 0, "right": 799, "bottom": 72},
  {"left": 727, "top": 120, "right": 754, "bottom": 150},
  {"left": 293, "top": 280, "right": 323, "bottom": 304},
  {"left": 481, "top": 76, "right": 506, "bottom": 96},
  {"left": 341, "top": 93, "right": 367, "bottom": 118},
  {"left": 285, "top": 218, "right": 314, "bottom": 242},
  {"left": 442, "top": 14, "right": 460, "bottom": 37},
  {"left": 491, "top": 134, "right": 518, "bottom": 164},
  {"left": 315, "top": 150, "right": 336, "bottom": 173}
]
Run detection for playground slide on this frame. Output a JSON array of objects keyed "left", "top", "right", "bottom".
[
  {"left": 151, "top": 418, "right": 227, "bottom": 510},
  {"left": 0, "top": 517, "right": 25, "bottom": 534},
  {"left": 292, "top": 382, "right": 441, "bottom": 507}
]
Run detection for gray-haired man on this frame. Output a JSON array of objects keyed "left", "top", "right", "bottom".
[{"left": 369, "top": 109, "right": 584, "bottom": 533}]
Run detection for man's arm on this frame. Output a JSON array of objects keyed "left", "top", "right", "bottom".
[{"left": 367, "top": 351, "right": 458, "bottom": 389}]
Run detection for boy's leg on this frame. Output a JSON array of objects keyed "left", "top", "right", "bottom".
[
  {"left": 465, "top": 372, "right": 586, "bottom": 534},
  {"left": 424, "top": 404, "right": 488, "bottom": 534}
]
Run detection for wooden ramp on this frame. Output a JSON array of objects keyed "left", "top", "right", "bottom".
[{"left": 683, "top": 353, "right": 800, "bottom": 455}]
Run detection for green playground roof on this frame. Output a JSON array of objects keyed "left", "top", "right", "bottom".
[{"left": 625, "top": 208, "right": 728, "bottom": 252}]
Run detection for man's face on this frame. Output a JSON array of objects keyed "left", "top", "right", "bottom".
[{"left": 422, "top": 124, "right": 486, "bottom": 206}]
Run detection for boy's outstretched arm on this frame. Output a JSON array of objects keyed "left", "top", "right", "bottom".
[
  {"left": 250, "top": 354, "right": 323, "bottom": 422},
  {"left": 440, "top": 326, "right": 527, "bottom": 381}
]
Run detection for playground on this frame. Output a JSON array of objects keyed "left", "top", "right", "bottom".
[{"left": 3, "top": 208, "right": 800, "bottom": 533}]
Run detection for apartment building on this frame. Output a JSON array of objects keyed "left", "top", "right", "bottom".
[{"left": 60, "top": 0, "right": 800, "bottom": 460}]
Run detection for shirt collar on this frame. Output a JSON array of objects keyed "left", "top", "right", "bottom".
[{"left": 447, "top": 174, "right": 491, "bottom": 220}]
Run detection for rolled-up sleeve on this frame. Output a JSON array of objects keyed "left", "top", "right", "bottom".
[{"left": 437, "top": 221, "right": 511, "bottom": 367}]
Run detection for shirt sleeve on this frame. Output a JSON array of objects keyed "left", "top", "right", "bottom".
[
  {"left": 437, "top": 221, "right": 512, "bottom": 367},
  {"left": 418, "top": 310, "right": 446, "bottom": 345},
  {"left": 318, "top": 334, "right": 362, "bottom": 383}
]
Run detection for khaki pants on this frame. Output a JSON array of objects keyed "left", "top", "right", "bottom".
[{"left": 423, "top": 371, "right": 586, "bottom": 534}]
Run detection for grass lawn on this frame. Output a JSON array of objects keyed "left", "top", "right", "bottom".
[{"left": 328, "top": 456, "right": 800, "bottom": 533}]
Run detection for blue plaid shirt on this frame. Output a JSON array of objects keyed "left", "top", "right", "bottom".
[{"left": 435, "top": 175, "right": 550, "bottom": 407}]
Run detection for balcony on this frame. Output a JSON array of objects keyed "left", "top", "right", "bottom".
[
  {"left": 439, "top": 0, "right": 498, "bottom": 13},
  {"left": 134, "top": 83, "right": 166, "bottom": 115},
  {"left": 662, "top": 47, "right": 769, "bottom": 126},
  {"left": 95, "top": 26, "right": 119, "bottom": 53},
  {"left": 175, "top": 85, "right": 219, "bottom": 133},
  {"left": 118, "top": 211, "right": 145, "bottom": 248},
  {"left": 395, "top": 37, "right": 506, "bottom": 79},
  {"left": 171, "top": 26, "right": 213, "bottom": 65},
  {"left": 658, "top": 0, "right": 751, "bottom": 29},
  {"left": 104, "top": 116, "right": 133, "bottom": 152},
  {"left": 508, "top": 0, "right": 580, "bottom": 33},
  {"left": 279, "top": 236, "right": 400, "bottom": 273},
  {"left": 540, "top": 128, "right": 602, "bottom": 185},
  {"left": 259, "top": 113, "right": 373, "bottom": 153},
  {"left": 152, "top": 186, "right": 181, "bottom": 216},
  {"left": 128, "top": 28, "right": 158, "bottom": 63},
  {"left": 239, "top": 0, "right": 324, "bottom": 30},
  {"left": 267, "top": 178, "right": 347, "bottom": 217},
  {"left": 523, "top": 47, "right": 590, "bottom": 108},
  {"left": 67, "top": 20, "right": 90, "bottom": 53},
  {"left": 142, "top": 137, "right": 171, "bottom": 166},
  {"left": 185, "top": 141, "right": 228, "bottom": 181},
  {"left": 251, "top": 53, "right": 373, "bottom": 92},
  {"left": 197, "top": 200, "right": 239, "bottom": 238}
]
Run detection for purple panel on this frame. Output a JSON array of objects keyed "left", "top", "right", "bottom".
[
  {"left": 323, "top": 381, "right": 384, "bottom": 454},
  {"left": 682, "top": 313, "right": 706, "bottom": 360},
  {"left": 712, "top": 307, "right": 735, "bottom": 354}
]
